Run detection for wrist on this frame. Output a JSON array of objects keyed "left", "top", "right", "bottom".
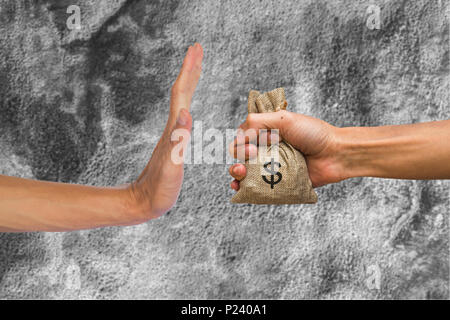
[
  {"left": 334, "top": 126, "right": 379, "bottom": 180},
  {"left": 117, "top": 183, "right": 153, "bottom": 225}
]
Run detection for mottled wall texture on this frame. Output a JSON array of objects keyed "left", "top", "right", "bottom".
[{"left": 0, "top": 0, "right": 449, "bottom": 299}]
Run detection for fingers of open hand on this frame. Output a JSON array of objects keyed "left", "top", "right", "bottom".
[
  {"left": 169, "top": 109, "right": 193, "bottom": 166},
  {"left": 170, "top": 43, "right": 204, "bottom": 117}
]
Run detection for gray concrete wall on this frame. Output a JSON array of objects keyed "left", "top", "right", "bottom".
[{"left": 0, "top": 0, "right": 449, "bottom": 299}]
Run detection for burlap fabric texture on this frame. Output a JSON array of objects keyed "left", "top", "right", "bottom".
[{"left": 231, "top": 88, "right": 318, "bottom": 204}]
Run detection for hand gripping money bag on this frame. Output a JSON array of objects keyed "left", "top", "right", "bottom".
[{"left": 231, "top": 88, "right": 318, "bottom": 204}]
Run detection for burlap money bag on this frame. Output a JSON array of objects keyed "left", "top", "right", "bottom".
[{"left": 231, "top": 88, "right": 318, "bottom": 204}]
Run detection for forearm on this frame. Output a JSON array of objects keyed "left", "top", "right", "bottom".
[
  {"left": 337, "top": 120, "right": 450, "bottom": 180},
  {"left": 0, "top": 175, "right": 141, "bottom": 232}
]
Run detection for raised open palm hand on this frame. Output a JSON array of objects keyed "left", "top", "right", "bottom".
[{"left": 127, "top": 43, "right": 204, "bottom": 220}]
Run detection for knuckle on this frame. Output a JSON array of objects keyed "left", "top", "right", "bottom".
[
  {"left": 246, "top": 113, "right": 256, "bottom": 126},
  {"left": 279, "top": 110, "right": 292, "bottom": 126}
]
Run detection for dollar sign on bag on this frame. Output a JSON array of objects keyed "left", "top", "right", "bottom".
[{"left": 262, "top": 158, "right": 282, "bottom": 189}]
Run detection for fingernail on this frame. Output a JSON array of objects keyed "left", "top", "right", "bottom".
[{"left": 177, "top": 109, "right": 188, "bottom": 126}]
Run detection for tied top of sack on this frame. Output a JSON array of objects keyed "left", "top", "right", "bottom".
[
  {"left": 231, "top": 88, "right": 318, "bottom": 205},
  {"left": 248, "top": 87, "right": 288, "bottom": 113}
]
